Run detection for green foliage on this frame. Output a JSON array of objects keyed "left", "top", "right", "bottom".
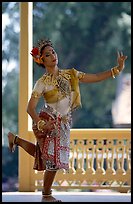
[
  {"left": 2, "top": 2, "right": 131, "bottom": 133},
  {"left": 2, "top": 1, "right": 131, "bottom": 191},
  {"left": 2, "top": 146, "right": 18, "bottom": 191},
  {"left": 2, "top": 69, "right": 19, "bottom": 145},
  {"left": 2, "top": 2, "right": 20, "bottom": 61},
  {"left": 2, "top": 147, "right": 18, "bottom": 179},
  {"left": 33, "top": 2, "right": 131, "bottom": 128}
]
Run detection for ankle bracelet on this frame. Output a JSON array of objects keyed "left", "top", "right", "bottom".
[
  {"left": 42, "top": 194, "right": 52, "bottom": 197},
  {"left": 42, "top": 189, "right": 52, "bottom": 196},
  {"left": 14, "top": 135, "right": 18, "bottom": 145}
]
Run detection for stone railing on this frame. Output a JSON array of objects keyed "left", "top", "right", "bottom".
[{"left": 20, "top": 129, "right": 131, "bottom": 193}]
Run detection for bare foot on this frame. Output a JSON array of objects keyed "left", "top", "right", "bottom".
[
  {"left": 7, "top": 132, "right": 16, "bottom": 152},
  {"left": 41, "top": 195, "right": 62, "bottom": 202}
]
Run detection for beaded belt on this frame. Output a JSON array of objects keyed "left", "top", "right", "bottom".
[{"left": 42, "top": 105, "right": 71, "bottom": 124}]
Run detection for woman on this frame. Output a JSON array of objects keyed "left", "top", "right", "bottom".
[{"left": 8, "top": 39, "right": 127, "bottom": 202}]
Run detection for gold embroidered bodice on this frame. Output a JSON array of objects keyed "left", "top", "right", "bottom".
[{"left": 31, "top": 68, "right": 85, "bottom": 112}]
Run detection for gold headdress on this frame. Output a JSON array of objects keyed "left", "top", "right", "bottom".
[{"left": 30, "top": 38, "right": 53, "bottom": 64}]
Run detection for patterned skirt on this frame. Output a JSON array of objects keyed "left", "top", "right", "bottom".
[{"left": 32, "top": 106, "right": 71, "bottom": 172}]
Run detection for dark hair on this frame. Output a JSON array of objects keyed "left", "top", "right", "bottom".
[
  {"left": 36, "top": 44, "right": 53, "bottom": 69},
  {"left": 40, "top": 44, "right": 53, "bottom": 57}
]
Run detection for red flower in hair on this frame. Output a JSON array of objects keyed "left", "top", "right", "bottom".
[{"left": 30, "top": 47, "right": 39, "bottom": 57}]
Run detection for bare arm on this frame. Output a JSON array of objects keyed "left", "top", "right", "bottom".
[
  {"left": 27, "top": 97, "right": 40, "bottom": 124},
  {"left": 27, "top": 97, "right": 55, "bottom": 132},
  {"left": 80, "top": 70, "right": 112, "bottom": 83},
  {"left": 80, "top": 51, "right": 127, "bottom": 83}
]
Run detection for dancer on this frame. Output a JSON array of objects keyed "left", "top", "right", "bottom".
[{"left": 8, "top": 38, "right": 127, "bottom": 202}]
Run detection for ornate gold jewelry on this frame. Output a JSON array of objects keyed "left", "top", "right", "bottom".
[
  {"left": 37, "top": 39, "right": 53, "bottom": 52},
  {"left": 111, "top": 68, "right": 115, "bottom": 78},
  {"left": 111, "top": 66, "right": 120, "bottom": 79},
  {"left": 37, "top": 119, "right": 46, "bottom": 131},
  {"left": 78, "top": 71, "right": 85, "bottom": 80},
  {"left": 42, "top": 189, "right": 52, "bottom": 197},
  {"left": 30, "top": 38, "right": 53, "bottom": 65},
  {"left": 31, "top": 91, "right": 42, "bottom": 99},
  {"left": 41, "top": 71, "right": 71, "bottom": 96}
]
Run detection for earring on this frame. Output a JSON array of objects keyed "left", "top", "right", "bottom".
[{"left": 40, "top": 57, "right": 44, "bottom": 63}]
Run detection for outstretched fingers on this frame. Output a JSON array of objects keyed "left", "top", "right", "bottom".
[{"left": 117, "top": 50, "right": 127, "bottom": 61}]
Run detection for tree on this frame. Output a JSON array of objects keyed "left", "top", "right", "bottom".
[
  {"left": 33, "top": 2, "right": 131, "bottom": 127},
  {"left": 2, "top": 2, "right": 19, "bottom": 145},
  {"left": 2, "top": 1, "right": 131, "bottom": 192},
  {"left": 2, "top": 3, "right": 19, "bottom": 191}
]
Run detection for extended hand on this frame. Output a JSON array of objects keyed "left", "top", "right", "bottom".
[{"left": 117, "top": 51, "right": 127, "bottom": 72}]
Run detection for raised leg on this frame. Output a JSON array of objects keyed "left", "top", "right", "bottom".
[{"left": 7, "top": 132, "right": 36, "bottom": 157}]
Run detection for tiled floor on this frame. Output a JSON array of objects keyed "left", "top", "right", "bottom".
[{"left": 2, "top": 191, "right": 131, "bottom": 202}]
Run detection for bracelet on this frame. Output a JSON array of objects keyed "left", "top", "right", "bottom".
[
  {"left": 37, "top": 119, "right": 46, "bottom": 131},
  {"left": 111, "top": 66, "right": 120, "bottom": 79},
  {"left": 111, "top": 68, "right": 115, "bottom": 78}
]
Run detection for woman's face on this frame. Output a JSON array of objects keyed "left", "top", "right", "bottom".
[{"left": 41, "top": 46, "right": 58, "bottom": 67}]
